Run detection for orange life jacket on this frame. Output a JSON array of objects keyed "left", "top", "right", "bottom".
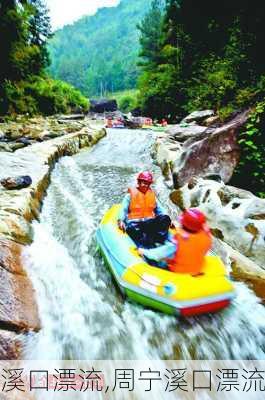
[
  {"left": 167, "top": 226, "right": 212, "bottom": 274},
  {"left": 127, "top": 187, "right": 156, "bottom": 220}
]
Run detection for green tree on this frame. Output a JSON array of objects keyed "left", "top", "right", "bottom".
[
  {"left": 0, "top": 0, "right": 26, "bottom": 82},
  {"left": 138, "top": 0, "right": 186, "bottom": 119},
  {"left": 0, "top": 0, "right": 86, "bottom": 115},
  {"left": 138, "top": 0, "right": 265, "bottom": 119},
  {"left": 137, "top": 0, "right": 265, "bottom": 194},
  {"left": 137, "top": 0, "right": 164, "bottom": 67},
  {"left": 28, "top": 0, "right": 52, "bottom": 71}
]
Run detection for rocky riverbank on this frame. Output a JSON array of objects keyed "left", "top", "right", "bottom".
[
  {"left": 153, "top": 110, "right": 265, "bottom": 300},
  {"left": 0, "top": 116, "right": 106, "bottom": 358}
]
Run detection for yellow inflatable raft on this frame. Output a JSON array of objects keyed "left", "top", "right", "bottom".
[{"left": 96, "top": 205, "right": 235, "bottom": 316}]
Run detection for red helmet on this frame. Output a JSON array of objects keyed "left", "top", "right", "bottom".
[
  {"left": 137, "top": 171, "right": 153, "bottom": 183},
  {"left": 179, "top": 208, "right": 206, "bottom": 232}
]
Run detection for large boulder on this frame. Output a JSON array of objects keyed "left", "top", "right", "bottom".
[
  {"left": 153, "top": 111, "right": 249, "bottom": 188},
  {"left": 182, "top": 109, "right": 215, "bottom": 124},
  {"left": 170, "top": 177, "right": 265, "bottom": 268},
  {"left": 166, "top": 124, "right": 208, "bottom": 142},
  {"left": 90, "top": 98, "right": 118, "bottom": 113}
]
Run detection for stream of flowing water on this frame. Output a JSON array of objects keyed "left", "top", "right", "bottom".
[{"left": 24, "top": 129, "right": 265, "bottom": 362}]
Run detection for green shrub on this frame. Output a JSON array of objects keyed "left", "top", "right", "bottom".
[
  {"left": 235, "top": 87, "right": 257, "bottom": 108},
  {"left": 138, "top": 65, "right": 184, "bottom": 120},
  {"left": 185, "top": 57, "right": 237, "bottom": 113},
  {"left": 0, "top": 80, "right": 38, "bottom": 115},
  {"left": 0, "top": 77, "right": 89, "bottom": 116},
  {"left": 27, "top": 78, "right": 89, "bottom": 115},
  {"left": 218, "top": 104, "right": 235, "bottom": 121},
  {"left": 119, "top": 95, "right": 137, "bottom": 113}
]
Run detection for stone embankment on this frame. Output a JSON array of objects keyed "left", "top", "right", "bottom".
[
  {"left": 0, "top": 116, "right": 106, "bottom": 358},
  {"left": 154, "top": 110, "right": 265, "bottom": 299}
]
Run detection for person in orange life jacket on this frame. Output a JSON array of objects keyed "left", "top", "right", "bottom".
[
  {"left": 138, "top": 208, "right": 212, "bottom": 274},
  {"left": 117, "top": 171, "right": 172, "bottom": 248},
  {"left": 106, "top": 117, "right": 113, "bottom": 128}
]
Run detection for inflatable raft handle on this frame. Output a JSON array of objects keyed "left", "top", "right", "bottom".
[{"left": 164, "top": 283, "right": 176, "bottom": 295}]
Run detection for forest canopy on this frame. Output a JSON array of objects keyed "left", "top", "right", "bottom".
[
  {"left": 137, "top": 0, "right": 265, "bottom": 120},
  {"left": 137, "top": 0, "right": 265, "bottom": 196},
  {"left": 48, "top": 0, "right": 152, "bottom": 97},
  {"left": 0, "top": 0, "right": 88, "bottom": 115}
]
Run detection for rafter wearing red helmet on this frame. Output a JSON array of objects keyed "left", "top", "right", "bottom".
[
  {"left": 138, "top": 208, "right": 212, "bottom": 274},
  {"left": 117, "top": 171, "right": 172, "bottom": 248}
]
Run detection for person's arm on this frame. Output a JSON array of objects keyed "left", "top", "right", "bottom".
[
  {"left": 118, "top": 193, "right": 131, "bottom": 230},
  {"left": 139, "top": 240, "right": 177, "bottom": 262},
  {"left": 154, "top": 198, "right": 167, "bottom": 216}
]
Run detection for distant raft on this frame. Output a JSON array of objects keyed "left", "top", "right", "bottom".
[
  {"left": 96, "top": 205, "right": 235, "bottom": 316},
  {"left": 141, "top": 125, "right": 166, "bottom": 132}
]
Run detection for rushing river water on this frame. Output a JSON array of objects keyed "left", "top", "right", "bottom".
[{"left": 24, "top": 128, "right": 265, "bottom": 361}]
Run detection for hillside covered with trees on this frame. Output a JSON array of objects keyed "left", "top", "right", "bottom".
[
  {"left": 138, "top": 0, "right": 265, "bottom": 120},
  {"left": 48, "top": 0, "right": 152, "bottom": 97},
  {"left": 137, "top": 0, "right": 265, "bottom": 196},
  {"left": 0, "top": 0, "right": 88, "bottom": 116}
]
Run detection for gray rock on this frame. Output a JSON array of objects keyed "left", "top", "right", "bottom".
[
  {"left": 57, "top": 114, "right": 85, "bottom": 123},
  {"left": 0, "top": 143, "right": 13, "bottom": 152},
  {"left": 166, "top": 124, "right": 207, "bottom": 142},
  {"left": 1, "top": 175, "right": 32, "bottom": 190},
  {"left": 9, "top": 142, "right": 27, "bottom": 151},
  {"left": 182, "top": 110, "right": 215, "bottom": 124},
  {"left": 171, "top": 178, "right": 265, "bottom": 268},
  {"left": 15, "top": 137, "right": 32, "bottom": 145},
  {"left": 90, "top": 99, "right": 117, "bottom": 113},
  {"left": 203, "top": 115, "right": 221, "bottom": 127},
  {"left": 172, "top": 110, "right": 249, "bottom": 187}
]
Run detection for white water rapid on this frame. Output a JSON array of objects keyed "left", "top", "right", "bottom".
[{"left": 24, "top": 129, "right": 265, "bottom": 362}]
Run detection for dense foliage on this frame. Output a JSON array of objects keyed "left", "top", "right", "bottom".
[
  {"left": 3, "top": 78, "right": 89, "bottom": 115},
  {"left": 232, "top": 101, "right": 265, "bottom": 198},
  {"left": 118, "top": 92, "right": 138, "bottom": 113},
  {"left": 0, "top": 0, "right": 88, "bottom": 116},
  {"left": 48, "top": 0, "right": 152, "bottom": 97},
  {"left": 138, "top": 0, "right": 265, "bottom": 196},
  {"left": 138, "top": 0, "right": 265, "bottom": 120}
]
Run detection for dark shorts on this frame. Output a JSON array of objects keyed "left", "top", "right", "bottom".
[{"left": 126, "top": 215, "right": 171, "bottom": 248}]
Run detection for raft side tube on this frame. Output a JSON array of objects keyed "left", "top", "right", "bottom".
[{"left": 96, "top": 226, "right": 235, "bottom": 315}]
